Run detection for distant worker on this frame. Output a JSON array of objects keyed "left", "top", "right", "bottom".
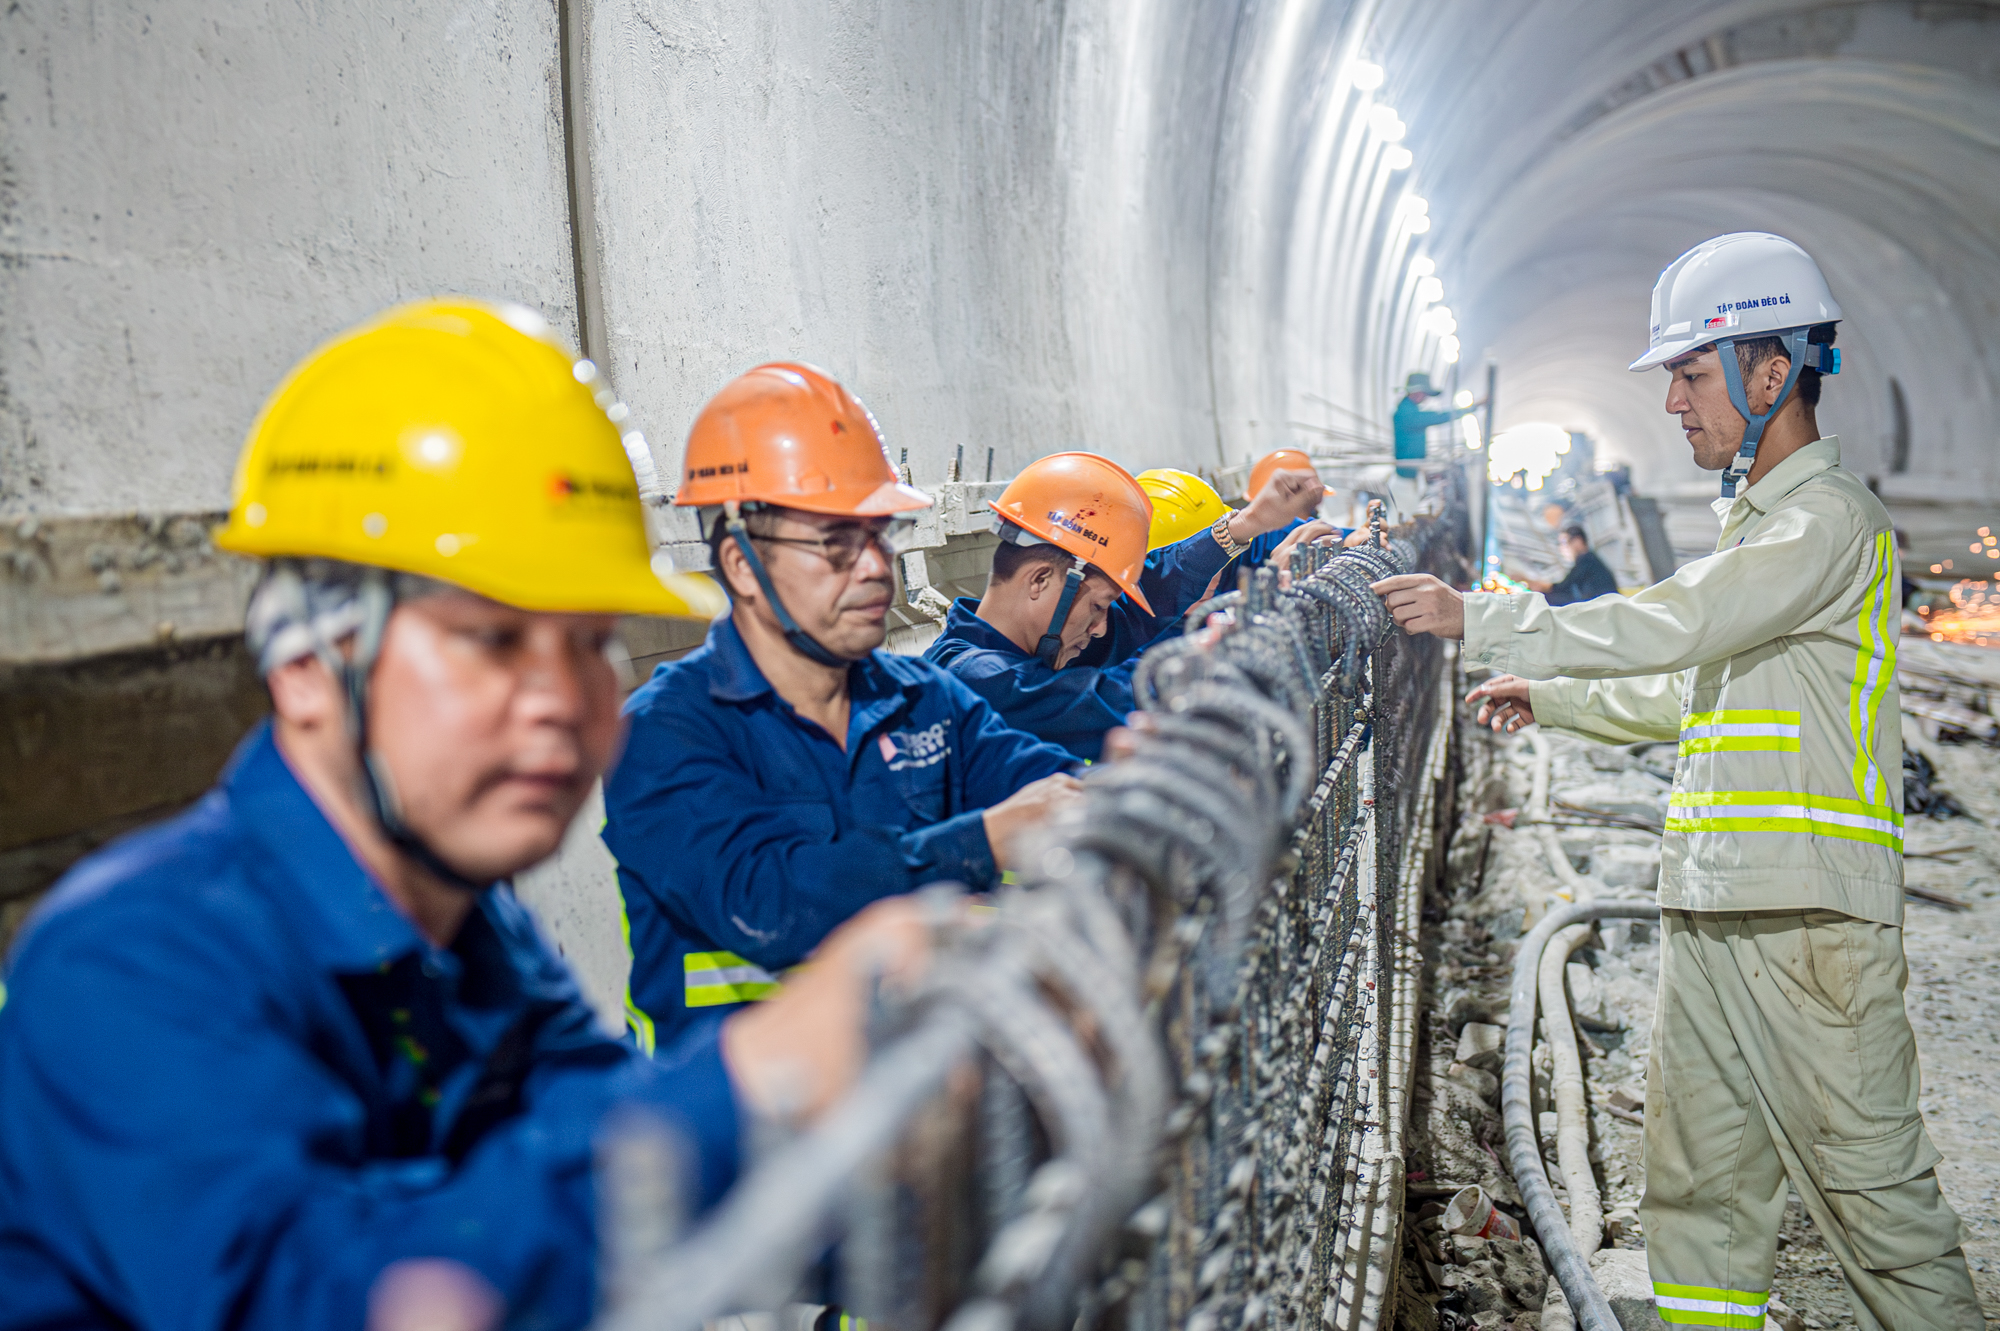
[
  {"left": 921, "top": 452, "right": 1325, "bottom": 760},
  {"left": 604, "top": 365, "right": 1081, "bottom": 1051},
  {"left": 1373, "top": 233, "right": 1981, "bottom": 1328},
  {"left": 1524, "top": 525, "right": 1618, "bottom": 604},
  {"left": 1392, "top": 371, "right": 1482, "bottom": 479},
  {"left": 0, "top": 302, "right": 931, "bottom": 1330}
]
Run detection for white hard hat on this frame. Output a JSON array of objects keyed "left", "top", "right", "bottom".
[{"left": 1629, "top": 232, "right": 1842, "bottom": 372}]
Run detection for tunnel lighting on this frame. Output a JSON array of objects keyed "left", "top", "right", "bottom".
[
  {"left": 1349, "top": 60, "right": 1386, "bottom": 91},
  {"left": 1401, "top": 195, "right": 1429, "bottom": 216},
  {"left": 1454, "top": 389, "right": 1475, "bottom": 408},
  {"left": 1408, "top": 215, "right": 1431, "bottom": 233},
  {"left": 1385, "top": 146, "right": 1414, "bottom": 171},
  {"left": 1416, "top": 275, "right": 1445, "bottom": 304},
  {"left": 1441, "top": 340, "right": 1461, "bottom": 364},
  {"left": 1460, "top": 412, "right": 1482, "bottom": 450},
  {"left": 1368, "top": 105, "right": 1407, "bottom": 141},
  {"left": 1490, "top": 422, "right": 1573, "bottom": 488},
  {"left": 1410, "top": 256, "right": 1436, "bottom": 277},
  {"left": 1423, "top": 306, "right": 1456, "bottom": 335}
]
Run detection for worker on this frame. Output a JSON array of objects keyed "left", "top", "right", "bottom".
[
  {"left": 1523, "top": 524, "right": 1618, "bottom": 604},
  {"left": 1392, "top": 371, "right": 1481, "bottom": 479},
  {"left": 0, "top": 301, "right": 934, "bottom": 1330},
  {"left": 603, "top": 364, "right": 1083, "bottom": 1052},
  {"left": 920, "top": 452, "right": 1325, "bottom": 760},
  {"left": 1373, "top": 233, "right": 1981, "bottom": 1329}
]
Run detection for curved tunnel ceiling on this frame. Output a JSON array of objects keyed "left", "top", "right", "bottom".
[{"left": 1256, "top": 0, "right": 2000, "bottom": 499}]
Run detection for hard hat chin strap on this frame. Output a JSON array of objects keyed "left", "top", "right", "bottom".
[
  {"left": 723, "top": 502, "right": 851, "bottom": 670},
  {"left": 339, "top": 570, "right": 489, "bottom": 895},
  {"left": 1035, "top": 556, "right": 1089, "bottom": 669},
  {"left": 1715, "top": 327, "right": 1812, "bottom": 500}
]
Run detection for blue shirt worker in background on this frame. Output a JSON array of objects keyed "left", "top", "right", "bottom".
[
  {"left": 1526, "top": 525, "right": 1620, "bottom": 604},
  {"left": 922, "top": 452, "right": 1326, "bottom": 760},
  {"left": 1392, "top": 371, "right": 1483, "bottom": 479},
  {"left": 0, "top": 302, "right": 932, "bottom": 1331},
  {"left": 605, "top": 364, "right": 1081, "bottom": 1052}
]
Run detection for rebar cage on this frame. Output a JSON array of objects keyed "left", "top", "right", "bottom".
[{"left": 595, "top": 477, "right": 1472, "bottom": 1331}]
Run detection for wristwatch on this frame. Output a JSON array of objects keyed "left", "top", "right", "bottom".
[{"left": 1211, "top": 514, "right": 1246, "bottom": 559}]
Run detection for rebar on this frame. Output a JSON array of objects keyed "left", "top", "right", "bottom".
[{"left": 594, "top": 473, "right": 1472, "bottom": 1331}]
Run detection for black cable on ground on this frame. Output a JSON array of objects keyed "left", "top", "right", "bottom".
[{"left": 1501, "top": 899, "right": 1663, "bottom": 1331}]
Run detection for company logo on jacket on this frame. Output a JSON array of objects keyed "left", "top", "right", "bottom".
[{"left": 880, "top": 720, "right": 952, "bottom": 771}]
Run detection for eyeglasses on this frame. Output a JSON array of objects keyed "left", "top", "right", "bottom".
[{"left": 753, "top": 519, "right": 919, "bottom": 573}]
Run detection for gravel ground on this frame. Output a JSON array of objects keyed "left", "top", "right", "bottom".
[{"left": 1401, "top": 702, "right": 2000, "bottom": 1329}]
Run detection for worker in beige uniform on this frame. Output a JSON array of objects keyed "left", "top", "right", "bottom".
[{"left": 1374, "top": 233, "right": 1982, "bottom": 1330}]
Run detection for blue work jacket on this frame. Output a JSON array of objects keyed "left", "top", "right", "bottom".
[
  {"left": 922, "top": 523, "right": 1299, "bottom": 760},
  {"left": 604, "top": 617, "right": 1076, "bottom": 1050},
  {"left": 0, "top": 723, "right": 739, "bottom": 1331},
  {"left": 1393, "top": 396, "right": 1476, "bottom": 478}
]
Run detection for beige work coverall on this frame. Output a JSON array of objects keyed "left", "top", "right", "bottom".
[{"left": 1463, "top": 438, "right": 1981, "bottom": 1329}]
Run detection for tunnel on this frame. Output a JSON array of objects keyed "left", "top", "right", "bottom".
[{"left": 3, "top": 2, "right": 1999, "bottom": 1328}]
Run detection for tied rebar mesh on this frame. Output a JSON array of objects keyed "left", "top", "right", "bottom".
[{"left": 595, "top": 481, "right": 1468, "bottom": 1331}]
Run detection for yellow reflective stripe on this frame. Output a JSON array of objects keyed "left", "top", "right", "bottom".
[
  {"left": 1667, "top": 790, "right": 1902, "bottom": 847},
  {"left": 1665, "top": 814, "right": 1900, "bottom": 850},
  {"left": 1682, "top": 709, "right": 1800, "bottom": 728},
  {"left": 1652, "top": 1282, "right": 1768, "bottom": 1328},
  {"left": 1678, "top": 735, "right": 1799, "bottom": 755},
  {"left": 684, "top": 951, "right": 782, "bottom": 1007},
  {"left": 1669, "top": 790, "right": 1903, "bottom": 823},
  {"left": 1679, "top": 710, "right": 1801, "bottom": 755},
  {"left": 1850, "top": 531, "right": 1896, "bottom": 806},
  {"left": 614, "top": 874, "right": 657, "bottom": 1056}
]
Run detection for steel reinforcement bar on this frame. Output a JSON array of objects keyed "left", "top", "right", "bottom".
[{"left": 594, "top": 484, "right": 1472, "bottom": 1331}]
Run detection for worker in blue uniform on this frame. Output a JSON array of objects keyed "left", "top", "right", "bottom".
[
  {"left": 1392, "top": 371, "right": 1483, "bottom": 479},
  {"left": 603, "top": 364, "right": 1083, "bottom": 1054},
  {"left": 0, "top": 302, "right": 931, "bottom": 1331},
  {"left": 921, "top": 451, "right": 1329, "bottom": 761}
]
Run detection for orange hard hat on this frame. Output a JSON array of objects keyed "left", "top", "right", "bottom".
[
  {"left": 1248, "top": 448, "right": 1318, "bottom": 502},
  {"left": 989, "top": 452, "right": 1153, "bottom": 613},
  {"left": 674, "top": 362, "right": 932, "bottom": 516}
]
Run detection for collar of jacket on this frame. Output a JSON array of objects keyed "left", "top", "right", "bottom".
[
  {"left": 1714, "top": 435, "right": 1841, "bottom": 525},
  {"left": 225, "top": 720, "right": 502, "bottom": 974},
  {"left": 701, "top": 613, "right": 931, "bottom": 723},
  {"left": 940, "top": 596, "right": 1030, "bottom": 660}
]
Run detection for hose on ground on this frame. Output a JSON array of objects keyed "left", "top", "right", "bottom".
[
  {"left": 1503, "top": 900, "right": 1660, "bottom": 1331},
  {"left": 1539, "top": 922, "right": 1602, "bottom": 1258}
]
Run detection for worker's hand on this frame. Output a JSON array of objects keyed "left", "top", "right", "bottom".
[
  {"left": 1525, "top": 577, "right": 1553, "bottom": 594},
  {"left": 982, "top": 772, "right": 1086, "bottom": 869},
  {"left": 1229, "top": 468, "right": 1324, "bottom": 540},
  {"left": 1342, "top": 527, "right": 1374, "bottom": 548},
  {"left": 1465, "top": 674, "right": 1536, "bottom": 733},
  {"left": 1370, "top": 573, "right": 1465, "bottom": 638},
  {"left": 1268, "top": 520, "right": 1344, "bottom": 587},
  {"left": 720, "top": 895, "right": 935, "bottom": 1124}
]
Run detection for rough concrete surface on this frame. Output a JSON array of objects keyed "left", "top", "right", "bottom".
[
  {"left": 0, "top": 2, "right": 578, "bottom": 517},
  {"left": 1404, "top": 709, "right": 2000, "bottom": 1330}
]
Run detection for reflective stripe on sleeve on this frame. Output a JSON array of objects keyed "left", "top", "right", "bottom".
[
  {"left": 685, "top": 950, "right": 782, "bottom": 1007},
  {"left": 614, "top": 877, "right": 658, "bottom": 1056},
  {"left": 1653, "top": 1281, "right": 1770, "bottom": 1328},
  {"left": 1849, "top": 531, "right": 1898, "bottom": 806}
]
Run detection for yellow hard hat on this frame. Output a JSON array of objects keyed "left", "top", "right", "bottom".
[
  {"left": 216, "top": 299, "right": 725, "bottom": 619},
  {"left": 1136, "top": 468, "right": 1224, "bottom": 550}
]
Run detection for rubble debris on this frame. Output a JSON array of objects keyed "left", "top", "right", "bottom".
[{"left": 1903, "top": 748, "right": 1970, "bottom": 820}]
